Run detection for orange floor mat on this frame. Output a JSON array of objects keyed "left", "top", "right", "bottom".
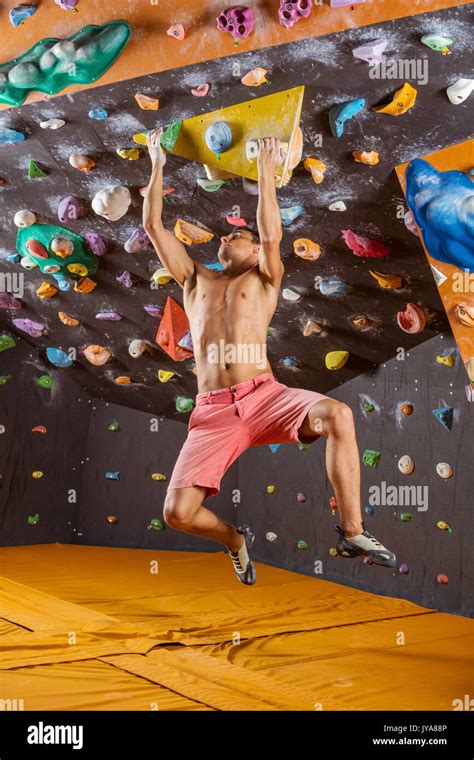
[{"left": 0, "top": 544, "right": 472, "bottom": 710}]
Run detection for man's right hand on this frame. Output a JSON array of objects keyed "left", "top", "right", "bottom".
[{"left": 146, "top": 127, "right": 167, "bottom": 168}]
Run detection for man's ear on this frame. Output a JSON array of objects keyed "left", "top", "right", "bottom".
[{"left": 253, "top": 243, "right": 262, "bottom": 256}]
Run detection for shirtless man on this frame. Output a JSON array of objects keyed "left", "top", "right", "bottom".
[{"left": 143, "top": 129, "right": 396, "bottom": 585}]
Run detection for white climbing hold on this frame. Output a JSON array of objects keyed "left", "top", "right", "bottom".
[
  {"left": 282, "top": 288, "right": 300, "bottom": 302},
  {"left": 14, "top": 209, "right": 36, "bottom": 227},
  {"left": 91, "top": 185, "right": 131, "bottom": 221},
  {"left": 39, "top": 118, "right": 65, "bottom": 129},
  {"left": 329, "top": 201, "right": 347, "bottom": 212},
  {"left": 129, "top": 339, "right": 151, "bottom": 358},
  {"left": 446, "top": 78, "right": 474, "bottom": 105}
]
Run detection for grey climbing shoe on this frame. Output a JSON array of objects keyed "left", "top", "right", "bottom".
[
  {"left": 229, "top": 524, "right": 256, "bottom": 585},
  {"left": 334, "top": 523, "right": 396, "bottom": 568}
]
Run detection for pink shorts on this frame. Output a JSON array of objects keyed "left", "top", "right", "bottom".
[{"left": 167, "top": 372, "right": 329, "bottom": 499}]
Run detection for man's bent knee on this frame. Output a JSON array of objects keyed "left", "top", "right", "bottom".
[
  {"left": 163, "top": 487, "right": 204, "bottom": 529},
  {"left": 327, "top": 400, "right": 354, "bottom": 436}
]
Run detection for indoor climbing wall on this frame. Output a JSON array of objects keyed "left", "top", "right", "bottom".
[
  {"left": 237, "top": 333, "right": 474, "bottom": 617},
  {"left": 1, "top": 5, "right": 472, "bottom": 421}
]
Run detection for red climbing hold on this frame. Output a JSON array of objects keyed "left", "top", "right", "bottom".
[
  {"left": 155, "top": 296, "right": 194, "bottom": 361},
  {"left": 341, "top": 229, "right": 390, "bottom": 258}
]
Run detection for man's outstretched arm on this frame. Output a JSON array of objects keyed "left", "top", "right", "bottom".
[
  {"left": 256, "top": 137, "right": 284, "bottom": 286},
  {"left": 143, "top": 128, "right": 195, "bottom": 288}
]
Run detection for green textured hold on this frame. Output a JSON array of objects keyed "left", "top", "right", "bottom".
[
  {"left": 36, "top": 375, "right": 54, "bottom": 389},
  {"left": 160, "top": 120, "right": 182, "bottom": 152},
  {"left": 0, "top": 21, "right": 131, "bottom": 107},
  {"left": 0, "top": 335, "right": 15, "bottom": 352},
  {"left": 401, "top": 513, "right": 413, "bottom": 523},
  {"left": 28, "top": 514, "right": 40, "bottom": 525},
  {"left": 149, "top": 518, "right": 164, "bottom": 531},
  {"left": 0, "top": 375, "right": 12, "bottom": 385},
  {"left": 176, "top": 396, "right": 194, "bottom": 413},
  {"left": 363, "top": 449, "right": 382, "bottom": 467},
  {"left": 267, "top": 327, "right": 273, "bottom": 336},
  {"left": 17, "top": 223, "right": 98, "bottom": 280},
  {"left": 196, "top": 178, "right": 226, "bottom": 192},
  {"left": 298, "top": 443, "right": 312, "bottom": 452},
  {"left": 28, "top": 160, "right": 47, "bottom": 179},
  {"left": 363, "top": 402, "right": 375, "bottom": 412},
  {"left": 107, "top": 420, "right": 120, "bottom": 432},
  {"left": 297, "top": 540, "right": 309, "bottom": 550}
]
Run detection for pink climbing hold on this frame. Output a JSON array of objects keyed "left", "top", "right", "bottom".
[
  {"left": 167, "top": 24, "right": 185, "bottom": 40},
  {"left": 341, "top": 229, "right": 390, "bottom": 258},
  {"left": 397, "top": 303, "right": 426, "bottom": 334},
  {"left": 85, "top": 232, "right": 107, "bottom": 257},
  {"left": 225, "top": 214, "right": 248, "bottom": 226},
  {"left": 0, "top": 293, "right": 22, "bottom": 309},
  {"left": 216, "top": 7, "right": 255, "bottom": 39},
  {"left": 278, "top": 0, "right": 313, "bottom": 29},
  {"left": 191, "top": 84, "right": 210, "bottom": 97}
]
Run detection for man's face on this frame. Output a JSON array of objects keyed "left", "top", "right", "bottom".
[{"left": 218, "top": 229, "right": 260, "bottom": 265}]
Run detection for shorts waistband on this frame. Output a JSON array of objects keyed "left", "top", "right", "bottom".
[{"left": 196, "top": 373, "right": 277, "bottom": 403}]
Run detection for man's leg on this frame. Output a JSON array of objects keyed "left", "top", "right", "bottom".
[
  {"left": 298, "top": 398, "right": 363, "bottom": 538},
  {"left": 164, "top": 486, "right": 243, "bottom": 551}
]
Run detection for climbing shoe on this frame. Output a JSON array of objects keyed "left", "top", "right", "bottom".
[
  {"left": 334, "top": 523, "right": 396, "bottom": 568},
  {"left": 229, "top": 524, "right": 256, "bottom": 585}
]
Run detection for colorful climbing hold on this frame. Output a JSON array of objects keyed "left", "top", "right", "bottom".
[
  {"left": 36, "top": 375, "right": 54, "bottom": 389},
  {"left": 174, "top": 219, "right": 214, "bottom": 245},
  {"left": 89, "top": 108, "right": 108, "bottom": 120},
  {"left": 105, "top": 471, "right": 120, "bottom": 480},
  {"left": 421, "top": 34, "right": 453, "bottom": 54},
  {"left": 432, "top": 406, "right": 454, "bottom": 432},
  {"left": 241, "top": 67, "right": 268, "bottom": 86},
  {"left": 397, "top": 303, "right": 426, "bottom": 334},
  {"left": 325, "top": 351, "right": 349, "bottom": 370},
  {"left": 294, "top": 239, "right": 321, "bottom": 261},
  {"left": 58, "top": 196, "right": 81, "bottom": 223},
  {"left": 116, "top": 147, "right": 140, "bottom": 161},
  {"left": 167, "top": 24, "right": 185, "bottom": 40},
  {"left": 148, "top": 518, "right": 164, "bottom": 531},
  {"left": 280, "top": 205, "right": 304, "bottom": 226},
  {"left": 437, "top": 520, "right": 452, "bottom": 533},
  {"left": 329, "top": 98, "right": 365, "bottom": 138},
  {"left": 74, "top": 276, "right": 96, "bottom": 293},
  {"left": 436, "top": 574, "right": 449, "bottom": 584},
  {"left": 32, "top": 426, "right": 47, "bottom": 434},
  {"left": 400, "top": 404, "right": 414, "bottom": 416},
  {"left": 446, "top": 78, "right": 474, "bottom": 105},
  {"left": 297, "top": 540, "right": 309, "bottom": 550},
  {"left": 266, "top": 484, "right": 275, "bottom": 494},
  {"left": 436, "top": 354, "right": 455, "bottom": 367},
  {"left": 83, "top": 345, "right": 111, "bottom": 366},
  {"left": 9, "top": 5, "right": 36, "bottom": 28},
  {"left": 363, "top": 450, "right": 382, "bottom": 467},
  {"left": 115, "top": 376, "right": 132, "bottom": 384},
  {"left": 151, "top": 473, "right": 167, "bottom": 481},
  {"left": 342, "top": 230, "right": 390, "bottom": 258},
  {"left": 46, "top": 347, "right": 74, "bottom": 368},
  {"left": 374, "top": 83, "right": 417, "bottom": 116},
  {"left": 205, "top": 122, "right": 232, "bottom": 158},
  {"left": 92, "top": 185, "right": 131, "bottom": 221},
  {"left": 369, "top": 270, "right": 402, "bottom": 289},
  {"left": 176, "top": 396, "right": 194, "bottom": 413},
  {"left": 303, "top": 157, "right": 326, "bottom": 184},
  {"left": 352, "top": 150, "right": 379, "bottom": 165},
  {"left": 400, "top": 513, "right": 412, "bottom": 522},
  {"left": 399, "top": 563, "right": 409, "bottom": 575},
  {"left": 216, "top": 7, "right": 255, "bottom": 40},
  {"left": 134, "top": 93, "right": 159, "bottom": 110},
  {"left": 106, "top": 515, "right": 118, "bottom": 524},
  {"left": 125, "top": 228, "right": 149, "bottom": 253},
  {"left": 40, "top": 118, "right": 65, "bottom": 130},
  {"left": 28, "top": 161, "right": 46, "bottom": 179},
  {"left": 32, "top": 470, "right": 43, "bottom": 479},
  {"left": 297, "top": 492, "right": 307, "bottom": 503},
  {"left": 303, "top": 320, "right": 323, "bottom": 336},
  {"left": 85, "top": 233, "right": 107, "bottom": 257},
  {"left": 95, "top": 312, "right": 122, "bottom": 321},
  {"left": 12, "top": 319, "right": 45, "bottom": 338},
  {"left": 28, "top": 514, "right": 40, "bottom": 525},
  {"left": 317, "top": 277, "right": 349, "bottom": 297},
  {"left": 278, "top": 0, "right": 313, "bottom": 29},
  {"left": 0, "top": 127, "right": 26, "bottom": 145}
]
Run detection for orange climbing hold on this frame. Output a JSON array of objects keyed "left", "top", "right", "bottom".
[
  {"left": 241, "top": 67, "right": 268, "bottom": 86},
  {"left": 134, "top": 93, "right": 159, "bottom": 110},
  {"left": 36, "top": 282, "right": 58, "bottom": 299},
  {"left": 293, "top": 238, "right": 321, "bottom": 261},
  {"left": 83, "top": 345, "right": 111, "bottom": 366},
  {"left": 115, "top": 376, "right": 132, "bottom": 384},
  {"left": 155, "top": 296, "right": 194, "bottom": 361},
  {"left": 174, "top": 219, "right": 214, "bottom": 245},
  {"left": 167, "top": 24, "right": 185, "bottom": 40},
  {"left": 74, "top": 277, "right": 97, "bottom": 293},
  {"left": 303, "top": 157, "right": 326, "bottom": 184},
  {"left": 352, "top": 150, "right": 379, "bottom": 165},
  {"left": 58, "top": 311, "right": 80, "bottom": 326}
]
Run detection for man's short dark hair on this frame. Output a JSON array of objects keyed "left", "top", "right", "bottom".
[{"left": 232, "top": 226, "right": 260, "bottom": 245}]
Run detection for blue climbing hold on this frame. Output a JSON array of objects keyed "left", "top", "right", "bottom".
[
  {"left": 52, "top": 274, "right": 72, "bottom": 291},
  {"left": 6, "top": 253, "right": 20, "bottom": 264},
  {"left": 88, "top": 108, "right": 109, "bottom": 120},
  {"left": 281, "top": 357, "right": 298, "bottom": 367},
  {"left": 0, "top": 127, "right": 26, "bottom": 145},
  {"left": 406, "top": 159, "right": 474, "bottom": 272},
  {"left": 432, "top": 406, "right": 454, "bottom": 431},
  {"left": 329, "top": 98, "right": 366, "bottom": 138},
  {"left": 268, "top": 444, "right": 281, "bottom": 453},
  {"left": 319, "top": 277, "right": 349, "bottom": 296},
  {"left": 364, "top": 505, "right": 375, "bottom": 516},
  {"left": 204, "top": 260, "right": 224, "bottom": 271},
  {"left": 105, "top": 471, "right": 120, "bottom": 480},
  {"left": 9, "top": 4, "right": 36, "bottom": 27},
  {"left": 46, "top": 347, "right": 74, "bottom": 368},
  {"left": 280, "top": 205, "right": 304, "bottom": 226},
  {"left": 205, "top": 122, "right": 232, "bottom": 156}
]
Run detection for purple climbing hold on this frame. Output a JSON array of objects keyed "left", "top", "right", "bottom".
[
  {"left": 124, "top": 227, "right": 149, "bottom": 253},
  {"left": 95, "top": 312, "right": 122, "bottom": 321},
  {"left": 297, "top": 492, "right": 307, "bottom": 503},
  {"left": 0, "top": 293, "right": 22, "bottom": 309},
  {"left": 278, "top": 0, "right": 313, "bottom": 29},
  {"left": 55, "top": 0, "right": 78, "bottom": 9},
  {"left": 399, "top": 563, "right": 410, "bottom": 575},
  {"left": 117, "top": 270, "right": 132, "bottom": 288},
  {"left": 12, "top": 318, "right": 45, "bottom": 337},
  {"left": 177, "top": 329, "right": 193, "bottom": 352},
  {"left": 85, "top": 232, "right": 107, "bottom": 257},
  {"left": 144, "top": 305, "right": 164, "bottom": 318},
  {"left": 58, "top": 196, "right": 81, "bottom": 223},
  {"left": 216, "top": 6, "right": 255, "bottom": 39}
]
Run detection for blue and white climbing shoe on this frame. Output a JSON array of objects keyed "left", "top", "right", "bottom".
[
  {"left": 229, "top": 525, "right": 256, "bottom": 585},
  {"left": 334, "top": 523, "right": 396, "bottom": 568}
]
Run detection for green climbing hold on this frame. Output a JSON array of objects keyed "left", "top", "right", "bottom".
[
  {"left": 149, "top": 518, "right": 164, "bottom": 531},
  {"left": 400, "top": 513, "right": 413, "bottom": 522},
  {"left": 107, "top": 420, "right": 120, "bottom": 432},
  {"left": 363, "top": 450, "right": 382, "bottom": 467},
  {"left": 196, "top": 178, "right": 226, "bottom": 192},
  {"left": 0, "top": 21, "right": 131, "bottom": 107},
  {"left": 36, "top": 375, "right": 54, "bottom": 389},
  {"left": 297, "top": 540, "right": 309, "bottom": 550},
  {"left": 363, "top": 402, "right": 375, "bottom": 412},
  {"left": 28, "top": 514, "right": 40, "bottom": 525},
  {"left": 28, "top": 160, "right": 47, "bottom": 179},
  {"left": 0, "top": 375, "right": 12, "bottom": 385},
  {"left": 298, "top": 443, "right": 312, "bottom": 452},
  {"left": 160, "top": 120, "right": 182, "bottom": 152},
  {"left": 17, "top": 223, "right": 98, "bottom": 279},
  {"left": 0, "top": 335, "right": 15, "bottom": 352},
  {"left": 176, "top": 396, "right": 194, "bottom": 413}
]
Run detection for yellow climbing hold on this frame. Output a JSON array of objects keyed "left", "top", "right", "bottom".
[
  {"left": 369, "top": 270, "right": 403, "bottom": 289},
  {"left": 266, "top": 484, "right": 275, "bottom": 494},
  {"left": 241, "top": 67, "right": 268, "bottom": 86},
  {"left": 67, "top": 263, "right": 89, "bottom": 277},
  {"left": 325, "top": 351, "right": 349, "bottom": 370},
  {"left": 151, "top": 473, "right": 167, "bottom": 481},
  {"left": 134, "top": 93, "right": 159, "bottom": 110},
  {"left": 352, "top": 150, "right": 379, "bottom": 165},
  {"left": 152, "top": 267, "right": 174, "bottom": 285},
  {"left": 74, "top": 277, "right": 97, "bottom": 293},
  {"left": 174, "top": 219, "right": 214, "bottom": 245},
  {"left": 374, "top": 83, "right": 417, "bottom": 116},
  {"left": 437, "top": 354, "right": 455, "bottom": 367},
  {"left": 303, "top": 156, "right": 326, "bottom": 184},
  {"left": 158, "top": 370, "right": 175, "bottom": 382},
  {"left": 32, "top": 470, "right": 43, "bottom": 479},
  {"left": 293, "top": 238, "right": 321, "bottom": 261},
  {"left": 36, "top": 282, "right": 58, "bottom": 299},
  {"left": 58, "top": 311, "right": 80, "bottom": 326},
  {"left": 117, "top": 148, "right": 140, "bottom": 161},
  {"left": 329, "top": 548, "right": 338, "bottom": 557}
]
